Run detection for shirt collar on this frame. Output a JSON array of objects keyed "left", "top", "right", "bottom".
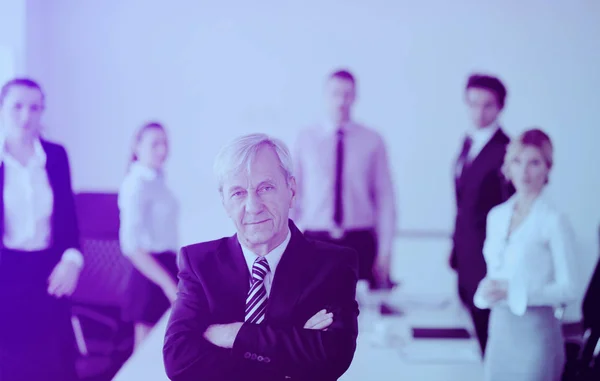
[
  {"left": 240, "top": 228, "right": 292, "bottom": 276},
  {"left": 0, "top": 134, "right": 47, "bottom": 167},
  {"left": 468, "top": 122, "right": 499, "bottom": 144},
  {"left": 506, "top": 186, "right": 549, "bottom": 211},
  {"left": 129, "top": 161, "right": 160, "bottom": 180},
  {"left": 323, "top": 119, "right": 355, "bottom": 133}
]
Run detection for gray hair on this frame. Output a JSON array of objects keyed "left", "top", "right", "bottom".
[{"left": 213, "top": 133, "right": 294, "bottom": 194}]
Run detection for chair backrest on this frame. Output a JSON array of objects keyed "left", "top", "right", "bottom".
[
  {"left": 582, "top": 224, "right": 600, "bottom": 330},
  {"left": 71, "top": 192, "right": 132, "bottom": 307}
]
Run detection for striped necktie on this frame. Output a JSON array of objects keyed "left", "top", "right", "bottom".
[{"left": 245, "top": 257, "right": 270, "bottom": 324}]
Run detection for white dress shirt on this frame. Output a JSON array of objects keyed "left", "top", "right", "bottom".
[
  {"left": 240, "top": 228, "right": 291, "bottom": 295},
  {"left": 474, "top": 191, "right": 579, "bottom": 315},
  {"left": 0, "top": 136, "right": 83, "bottom": 266},
  {"left": 118, "top": 162, "right": 179, "bottom": 256},
  {"left": 291, "top": 120, "right": 396, "bottom": 255},
  {"left": 466, "top": 123, "right": 500, "bottom": 162}
]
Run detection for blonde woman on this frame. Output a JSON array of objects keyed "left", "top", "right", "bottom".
[{"left": 474, "top": 128, "right": 579, "bottom": 380}]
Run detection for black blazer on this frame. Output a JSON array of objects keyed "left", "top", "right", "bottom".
[
  {"left": 163, "top": 220, "right": 359, "bottom": 381},
  {"left": 0, "top": 139, "right": 80, "bottom": 258},
  {"left": 450, "top": 129, "right": 515, "bottom": 301},
  {"left": 583, "top": 225, "right": 600, "bottom": 330}
]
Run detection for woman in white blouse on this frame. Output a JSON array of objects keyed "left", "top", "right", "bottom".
[
  {"left": 474, "top": 128, "right": 579, "bottom": 381},
  {"left": 118, "top": 122, "right": 179, "bottom": 350},
  {"left": 0, "top": 78, "right": 83, "bottom": 380}
]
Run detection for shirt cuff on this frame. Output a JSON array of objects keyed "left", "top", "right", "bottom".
[
  {"left": 61, "top": 248, "right": 84, "bottom": 268},
  {"left": 473, "top": 288, "right": 490, "bottom": 310},
  {"left": 507, "top": 276, "right": 527, "bottom": 316}
]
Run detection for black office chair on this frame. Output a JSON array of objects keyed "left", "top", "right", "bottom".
[{"left": 70, "top": 192, "right": 134, "bottom": 381}]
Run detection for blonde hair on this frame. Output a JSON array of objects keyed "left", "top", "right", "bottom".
[
  {"left": 502, "top": 128, "right": 553, "bottom": 183},
  {"left": 213, "top": 133, "right": 294, "bottom": 194}
]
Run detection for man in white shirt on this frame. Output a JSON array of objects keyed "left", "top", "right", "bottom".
[
  {"left": 292, "top": 69, "right": 397, "bottom": 291},
  {"left": 449, "top": 73, "right": 515, "bottom": 357}
]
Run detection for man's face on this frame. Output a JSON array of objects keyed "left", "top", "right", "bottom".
[
  {"left": 325, "top": 76, "right": 356, "bottom": 123},
  {"left": 221, "top": 145, "right": 296, "bottom": 254},
  {"left": 465, "top": 87, "right": 502, "bottom": 128}
]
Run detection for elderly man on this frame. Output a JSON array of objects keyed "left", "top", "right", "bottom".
[{"left": 163, "top": 133, "right": 359, "bottom": 381}]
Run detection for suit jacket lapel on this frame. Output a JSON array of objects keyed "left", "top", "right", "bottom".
[
  {"left": 42, "top": 142, "right": 60, "bottom": 233},
  {"left": 457, "top": 128, "right": 506, "bottom": 188},
  {"left": 266, "top": 221, "right": 310, "bottom": 323},
  {"left": 224, "top": 235, "right": 251, "bottom": 320},
  {"left": 0, "top": 163, "right": 4, "bottom": 249}
]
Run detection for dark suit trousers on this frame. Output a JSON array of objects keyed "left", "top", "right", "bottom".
[
  {"left": 304, "top": 229, "right": 377, "bottom": 288},
  {"left": 459, "top": 284, "right": 490, "bottom": 356}
]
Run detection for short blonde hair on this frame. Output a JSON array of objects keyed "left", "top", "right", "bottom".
[
  {"left": 502, "top": 128, "right": 553, "bottom": 183},
  {"left": 213, "top": 133, "right": 294, "bottom": 194}
]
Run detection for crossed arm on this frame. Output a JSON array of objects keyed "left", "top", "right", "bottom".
[{"left": 163, "top": 248, "right": 359, "bottom": 381}]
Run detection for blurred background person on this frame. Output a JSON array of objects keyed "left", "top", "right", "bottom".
[
  {"left": 0, "top": 78, "right": 83, "bottom": 381},
  {"left": 449, "top": 74, "right": 515, "bottom": 356},
  {"left": 292, "top": 69, "right": 397, "bottom": 299},
  {"left": 473, "top": 128, "right": 579, "bottom": 381},
  {"left": 118, "top": 122, "right": 179, "bottom": 351}
]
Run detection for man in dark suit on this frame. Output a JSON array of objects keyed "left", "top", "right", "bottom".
[
  {"left": 449, "top": 74, "right": 515, "bottom": 357},
  {"left": 163, "top": 133, "right": 359, "bottom": 381}
]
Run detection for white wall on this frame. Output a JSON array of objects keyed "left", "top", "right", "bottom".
[
  {"left": 25, "top": 0, "right": 600, "bottom": 317},
  {"left": 0, "top": 0, "right": 26, "bottom": 82}
]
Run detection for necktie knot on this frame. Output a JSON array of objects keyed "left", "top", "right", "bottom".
[
  {"left": 463, "top": 135, "right": 473, "bottom": 151},
  {"left": 251, "top": 257, "right": 270, "bottom": 283}
]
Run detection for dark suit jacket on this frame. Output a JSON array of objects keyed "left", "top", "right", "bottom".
[
  {"left": 0, "top": 139, "right": 80, "bottom": 258},
  {"left": 583, "top": 225, "right": 600, "bottom": 330},
  {"left": 450, "top": 129, "right": 515, "bottom": 304},
  {"left": 163, "top": 220, "right": 359, "bottom": 381}
]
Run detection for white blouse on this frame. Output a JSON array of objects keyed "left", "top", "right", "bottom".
[
  {"left": 474, "top": 192, "right": 579, "bottom": 316},
  {"left": 118, "top": 162, "right": 179, "bottom": 256},
  {"left": 1, "top": 137, "right": 82, "bottom": 265}
]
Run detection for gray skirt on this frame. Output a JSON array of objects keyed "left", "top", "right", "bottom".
[{"left": 484, "top": 306, "right": 565, "bottom": 381}]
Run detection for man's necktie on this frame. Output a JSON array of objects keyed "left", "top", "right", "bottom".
[
  {"left": 245, "top": 257, "right": 270, "bottom": 324},
  {"left": 333, "top": 128, "right": 344, "bottom": 227},
  {"left": 456, "top": 135, "right": 473, "bottom": 180}
]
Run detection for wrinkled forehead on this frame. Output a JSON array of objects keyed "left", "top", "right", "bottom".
[{"left": 222, "top": 165, "right": 287, "bottom": 193}]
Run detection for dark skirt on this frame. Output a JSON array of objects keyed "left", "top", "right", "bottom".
[
  {"left": 0, "top": 247, "right": 78, "bottom": 381},
  {"left": 123, "top": 251, "right": 178, "bottom": 325}
]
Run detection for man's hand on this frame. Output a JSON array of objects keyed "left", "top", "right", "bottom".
[
  {"left": 203, "top": 322, "right": 244, "bottom": 349},
  {"left": 304, "top": 309, "right": 333, "bottom": 330},
  {"left": 48, "top": 260, "right": 81, "bottom": 298},
  {"left": 373, "top": 253, "right": 391, "bottom": 285}
]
